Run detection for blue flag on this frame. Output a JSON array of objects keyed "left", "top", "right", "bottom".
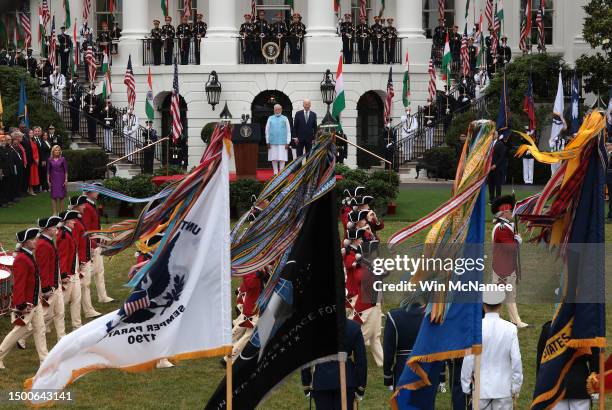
[
  {"left": 393, "top": 188, "right": 485, "bottom": 410},
  {"left": 18, "top": 79, "right": 29, "bottom": 128},
  {"left": 496, "top": 73, "right": 511, "bottom": 138},
  {"left": 570, "top": 75, "right": 580, "bottom": 135}
]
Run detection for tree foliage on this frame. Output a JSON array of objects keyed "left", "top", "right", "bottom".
[{"left": 575, "top": 0, "right": 612, "bottom": 97}]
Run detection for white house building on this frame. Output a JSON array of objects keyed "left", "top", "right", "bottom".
[{"left": 20, "top": 0, "right": 592, "bottom": 169}]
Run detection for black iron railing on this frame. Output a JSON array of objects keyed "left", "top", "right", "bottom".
[
  {"left": 141, "top": 38, "right": 201, "bottom": 66},
  {"left": 341, "top": 37, "right": 402, "bottom": 64},
  {"left": 238, "top": 36, "right": 305, "bottom": 64}
]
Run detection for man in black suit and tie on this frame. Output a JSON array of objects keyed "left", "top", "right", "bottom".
[{"left": 292, "top": 99, "right": 317, "bottom": 156}]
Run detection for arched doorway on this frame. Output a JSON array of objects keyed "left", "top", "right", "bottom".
[
  {"left": 356, "top": 91, "right": 384, "bottom": 169},
  {"left": 251, "top": 90, "right": 293, "bottom": 168},
  {"left": 160, "top": 93, "right": 188, "bottom": 167}
]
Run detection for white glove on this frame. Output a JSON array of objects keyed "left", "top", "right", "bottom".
[
  {"left": 355, "top": 394, "right": 364, "bottom": 401},
  {"left": 388, "top": 386, "right": 394, "bottom": 391},
  {"left": 438, "top": 382, "right": 447, "bottom": 393},
  {"left": 514, "top": 234, "right": 522, "bottom": 244}
]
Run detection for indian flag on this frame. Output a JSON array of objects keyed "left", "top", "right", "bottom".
[
  {"left": 441, "top": 32, "right": 452, "bottom": 87},
  {"left": 331, "top": 54, "right": 345, "bottom": 125},
  {"left": 402, "top": 52, "right": 410, "bottom": 108},
  {"left": 161, "top": 0, "right": 169, "bottom": 17},
  {"left": 97, "top": 51, "right": 111, "bottom": 99},
  {"left": 145, "top": 67, "right": 154, "bottom": 121}
]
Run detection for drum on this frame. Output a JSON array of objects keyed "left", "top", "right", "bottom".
[
  {"left": 0, "top": 270, "right": 12, "bottom": 315},
  {"left": 0, "top": 255, "right": 14, "bottom": 273}
]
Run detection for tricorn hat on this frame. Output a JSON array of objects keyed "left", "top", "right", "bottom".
[
  {"left": 491, "top": 195, "right": 515, "bottom": 215},
  {"left": 346, "top": 227, "right": 367, "bottom": 240},
  {"left": 59, "top": 210, "right": 80, "bottom": 221},
  {"left": 38, "top": 216, "right": 63, "bottom": 229},
  {"left": 16, "top": 228, "right": 40, "bottom": 243}
]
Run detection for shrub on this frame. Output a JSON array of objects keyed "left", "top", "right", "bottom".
[
  {"left": 420, "top": 147, "right": 458, "bottom": 180},
  {"left": 230, "top": 178, "right": 264, "bottom": 216},
  {"left": 63, "top": 149, "right": 109, "bottom": 181},
  {"left": 153, "top": 165, "right": 186, "bottom": 176},
  {"left": 126, "top": 174, "right": 157, "bottom": 198},
  {"left": 201, "top": 122, "right": 218, "bottom": 145}
]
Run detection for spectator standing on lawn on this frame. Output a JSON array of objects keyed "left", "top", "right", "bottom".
[{"left": 47, "top": 145, "right": 68, "bottom": 215}]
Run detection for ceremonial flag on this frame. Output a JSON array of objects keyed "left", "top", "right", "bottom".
[
  {"left": 285, "top": 0, "right": 294, "bottom": 15},
  {"left": 145, "top": 67, "right": 154, "bottom": 121},
  {"left": 109, "top": 0, "right": 115, "bottom": 16},
  {"left": 206, "top": 189, "right": 346, "bottom": 409},
  {"left": 384, "top": 67, "right": 394, "bottom": 125},
  {"left": 252, "top": 0, "right": 257, "bottom": 16},
  {"left": 496, "top": 72, "right": 511, "bottom": 138},
  {"left": 493, "top": 3, "right": 501, "bottom": 36},
  {"left": 537, "top": 0, "right": 545, "bottom": 51},
  {"left": 519, "top": 0, "right": 532, "bottom": 52},
  {"left": 441, "top": 32, "right": 452, "bottom": 87},
  {"left": 183, "top": 0, "right": 192, "bottom": 18},
  {"left": 495, "top": 0, "right": 504, "bottom": 24},
  {"left": 461, "top": 26, "right": 470, "bottom": 77},
  {"left": 41, "top": 0, "right": 50, "bottom": 27},
  {"left": 428, "top": 59, "right": 437, "bottom": 102},
  {"left": 171, "top": 60, "right": 183, "bottom": 144},
  {"left": 359, "top": 0, "right": 366, "bottom": 20},
  {"left": 19, "top": 11, "right": 31, "bottom": 49},
  {"left": 27, "top": 134, "right": 233, "bottom": 404},
  {"left": 402, "top": 52, "right": 411, "bottom": 108},
  {"left": 0, "top": 17, "right": 7, "bottom": 46},
  {"left": 85, "top": 45, "right": 96, "bottom": 84},
  {"left": 485, "top": 0, "right": 494, "bottom": 31},
  {"left": 379, "top": 0, "right": 386, "bottom": 17},
  {"left": 523, "top": 75, "right": 536, "bottom": 131},
  {"left": 465, "top": 0, "right": 470, "bottom": 19},
  {"left": 18, "top": 79, "right": 29, "bottom": 128},
  {"left": 83, "top": 0, "right": 91, "bottom": 21},
  {"left": 571, "top": 75, "right": 581, "bottom": 135},
  {"left": 37, "top": 6, "right": 44, "bottom": 46},
  {"left": 49, "top": 16, "right": 57, "bottom": 68},
  {"left": 97, "top": 50, "right": 111, "bottom": 99},
  {"left": 549, "top": 70, "right": 565, "bottom": 150},
  {"left": 331, "top": 54, "right": 345, "bottom": 124},
  {"left": 161, "top": 0, "right": 169, "bottom": 17},
  {"left": 124, "top": 55, "right": 136, "bottom": 109},
  {"left": 73, "top": 20, "right": 78, "bottom": 67},
  {"left": 0, "top": 90, "right": 3, "bottom": 128},
  {"left": 438, "top": 0, "right": 445, "bottom": 22},
  {"left": 63, "top": 0, "right": 71, "bottom": 28}
]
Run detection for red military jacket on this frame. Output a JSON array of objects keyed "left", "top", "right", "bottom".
[
  {"left": 340, "top": 205, "right": 352, "bottom": 231},
  {"left": 12, "top": 248, "right": 40, "bottom": 308},
  {"left": 343, "top": 245, "right": 364, "bottom": 299},
  {"left": 35, "top": 234, "right": 59, "bottom": 291},
  {"left": 492, "top": 218, "right": 518, "bottom": 278},
  {"left": 57, "top": 227, "right": 77, "bottom": 278},
  {"left": 81, "top": 200, "right": 100, "bottom": 249},
  {"left": 72, "top": 218, "right": 91, "bottom": 263},
  {"left": 241, "top": 272, "right": 263, "bottom": 319}
]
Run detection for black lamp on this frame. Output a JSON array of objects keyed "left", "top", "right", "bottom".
[
  {"left": 219, "top": 102, "right": 232, "bottom": 122},
  {"left": 320, "top": 69, "right": 336, "bottom": 125},
  {"left": 205, "top": 71, "right": 222, "bottom": 110}
]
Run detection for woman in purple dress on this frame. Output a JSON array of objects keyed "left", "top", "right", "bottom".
[{"left": 47, "top": 145, "right": 68, "bottom": 215}]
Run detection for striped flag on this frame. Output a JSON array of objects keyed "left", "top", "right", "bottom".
[
  {"left": 123, "top": 290, "right": 151, "bottom": 317},
  {"left": 124, "top": 55, "right": 136, "bottom": 109},
  {"left": 441, "top": 32, "right": 452, "bottom": 87},
  {"left": 83, "top": 0, "right": 91, "bottom": 21},
  {"left": 333, "top": 0, "right": 340, "bottom": 14},
  {"left": 41, "top": 0, "right": 50, "bottom": 27},
  {"left": 145, "top": 67, "right": 154, "bottom": 121},
  {"left": 428, "top": 59, "right": 437, "bottom": 102},
  {"left": 438, "top": 0, "right": 445, "bottom": 22},
  {"left": 493, "top": 3, "right": 501, "bottom": 35},
  {"left": 109, "top": 0, "right": 115, "bottom": 15},
  {"left": 85, "top": 44, "right": 96, "bottom": 83},
  {"left": 183, "top": 0, "right": 192, "bottom": 18},
  {"left": 49, "top": 16, "right": 57, "bottom": 68},
  {"left": 485, "top": 0, "right": 494, "bottom": 31},
  {"left": 359, "top": 0, "right": 366, "bottom": 20},
  {"left": 523, "top": 75, "right": 536, "bottom": 131},
  {"left": 537, "top": 0, "right": 546, "bottom": 51},
  {"left": 170, "top": 60, "right": 183, "bottom": 144},
  {"left": 98, "top": 49, "right": 111, "bottom": 99},
  {"left": 331, "top": 54, "right": 345, "bottom": 125},
  {"left": 73, "top": 19, "right": 78, "bottom": 65},
  {"left": 19, "top": 11, "right": 31, "bottom": 48},
  {"left": 495, "top": 0, "right": 504, "bottom": 34},
  {"left": 252, "top": 0, "right": 257, "bottom": 16},
  {"left": 461, "top": 27, "right": 470, "bottom": 77},
  {"left": 161, "top": 0, "right": 169, "bottom": 17},
  {"left": 63, "top": 0, "right": 71, "bottom": 28},
  {"left": 402, "top": 52, "right": 410, "bottom": 108},
  {"left": 384, "top": 67, "right": 394, "bottom": 125},
  {"left": 519, "top": 0, "right": 532, "bottom": 52}
]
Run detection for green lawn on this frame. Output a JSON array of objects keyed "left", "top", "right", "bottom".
[{"left": 0, "top": 187, "right": 609, "bottom": 409}]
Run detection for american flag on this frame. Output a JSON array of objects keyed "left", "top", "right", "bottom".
[
  {"left": 428, "top": 59, "right": 437, "bottom": 102},
  {"left": 124, "top": 55, "right": 136, "bottom": 108},
  {"left": 49, "top": 16, "right": 57, "bottom": 68},
  {"left": 183, "top": 0, "right": 192, "bottom": 18},
  {"left": 41, "top": 0, "right": 50, "bottom": 27},
  {"left": 537, "top": 0, "right": 546, "bottom": 51},
  {"left": 19, "top": 12, "right": 31, "bottom": 48},
  {"left": 438, "top": 0, "right": 445, "bottom": 22},
  {"left": 384, "top": 68, "right": 394, "bottom": 125},
  {"left": 493, "top": 4, "right": 501, "bottom": 35},
  {"left": 461, "top": 29, "right": 470, "bottom": 77},
  {"left": 122, "top": 290, "right": 150, "bottom": 317},
  {"left": 485, "top": 0, "right": 494, "bottom": 31},
  {"left": 83, "top": 0, "right": 91, "bottom": 21},
  {"left": 519, "top": 0, "right": 532, "bottom": 52},
  {"left": 85, "top": 45, "right": 96, "bottom": 82},
  {"left": 170, "top": 60, "right": 183, "bottom": 144},
  {"left": 359, "top": 0, "right": 366, "bottom": 20}
]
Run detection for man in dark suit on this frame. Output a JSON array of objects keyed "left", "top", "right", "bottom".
[
  {"left": 143, "top": 120, "right": 158, "bottom": 174},
  {"left": 292, "top": 99, "right": 317, "bottom": 156},
  {"left": 301, "top": 318, "right": 367, "bottom": 409},
  {"left": 57, "top": 26, "right": 72, "bottom": 76},
  {"left": 488, "top": 133, "right": 509, "bottom": 203}
]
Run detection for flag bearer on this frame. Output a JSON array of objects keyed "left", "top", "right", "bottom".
[{"left": 58, "top": 210, "right": 82, "bottom": 329}]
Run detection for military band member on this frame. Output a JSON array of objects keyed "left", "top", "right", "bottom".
[
  {"left": 57, "top": 26, "right": 72, "bottom": 76},
  {"left": 68, "top": 78, "right": 82, "bottom": 138},
  {"left": 79, "top": 21, "right": 93, "bottom": 53},
  {"left": 85, "top": 91, "right": 99, "bottom": 142},
  {"left": 49, "top": 66, "right": 66, "bottom": 113},
  {"left": 111, "top": 22, "right": 122, "bottom": 54},
  {"left": 485, "top": 29, "right": 499, "bottom": 76},
  {"left": 468, "top": 37, "right": 478, "bottom": 72},
  {"left": 384, "top": 18, "right": 398, "bottom": 64},
  {"left": 254, "top": 10, "right": 270, "bottom": 64},
  {"left": 340, "top": 14, "right": 355, "bottom": 64},
  {"left": 271, "top": 13, "right": 288, "bottom": 64},
  {"left": 100, "top": 99, "right": 116, "bottom": 152},
  {"left": 150, "top": 20, "right": 163, "bottom": 65},
  {"left": 123, "top": 107, "right": 139, "bottom": 162},
  {"left": 97, "top": 21, "right": 111, "bottom": 55},
  {"left": 240, "top": 14, "right": 256, "bottom": 64},
  {"left": 176, "top": 15, "right": 191, "bottom": 65},
  {"left": 36, "top": 58, "right": 53, "bottom": 91},
  {"left": 143, "top": 120, "right": 158, "bottom": 174},
  {"left": 193, "top": 13, "right": 207, "bottom": 65},
  {"left": 161, "top": 16, "right": 175, "bottom": 65},
  {"left": 25, "top": 49, "right": 37, "bottom": 77},
  {"left": 432, "top": 17, "right": 447, "bottom": 66},
  {"left": 35, "top": 216, "right": 66, "bottom": 340},
  {"left": 58, "top": 210, "right": 82, "bottom": 330},
  {"left": 0, "top": 228, "right": 48, "bottom": 369},
  {"left": 355, "top": 16, "right": 371, "bottom": 64},
  {"left": 288, "top": 13, "right": 305, "bottom": 64},
  {"left": 450, "top": 25, "right": 462, "bottom": 65},
  {"left": 499, "top": 36, "right": 512, "bottom": 68},
  {"left": 370, "top": 16, "right": 384, "bottom": 64}
]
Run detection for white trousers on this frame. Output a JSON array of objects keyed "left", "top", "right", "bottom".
[
  {"left": 425, "top": 128, "right": 434, "bottom": 150},
  {"left": 359, "top": 303, "right": 383, "bottom": 367},
  {"left": 43, "top": 289, "right": 66, "bottom": 339},
  {"left": 91, "top": 248, "right": 111, "bottom": 302},
  {"left": 551, "top": 162, "right": 561, "bottom": 176},
  {"left": 479, "top": 397, "right": 513, "bottom": 410},
  {"left": 522, "top": 158, "right": 534, "bottom": 184},
  {"left": 125, "top": 130, "right": 136, "bottom": 162},
  {"left": 52, "top": 90, "right": 63, "bottom": 112},
  {"left": 0, "top": 305, "right": 48, "bottom": 363},
  {"left": 230, "top": 316, "right": 258, "bottom": 361},
  {"left": 80, "top": 261, "right": 98, "bottom": 316},
  {"left": 552, "top": 399, "right": 591, "bottom": 410},
  {"left": 62, "top": 275, "right": 82, "bottom": 329},
  {"left": 104, "top": 129, "right": 113, "bottom": 151}
]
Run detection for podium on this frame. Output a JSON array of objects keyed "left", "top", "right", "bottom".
[{"left": 232, "top": 124, "right": 261, "bottom": 179}]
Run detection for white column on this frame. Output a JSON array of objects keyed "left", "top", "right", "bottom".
[
  {"left": 201, "top": 0, "right": 238, "bottom": 65},
  {"left": 305, "top": 0, "right": 342, "bottom": 64},
  {"left": 30, "top": 0, "right": 40, "bottom": 56},
  {"left": 396, "top": 0, "right": 430, "bottom": 65},
  {"left": 116, "top": 0, "right": 149, "bottom": 66}
]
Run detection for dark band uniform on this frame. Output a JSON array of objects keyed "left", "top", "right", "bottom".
[
  {"left": 301, "top": 319, "right": 367, "bottom": 410},
  {"left": 355, "top": 21, "right": 371, "bottom": 64},
  {"left": 150, "top": 21, "right": 163, "bottom": 66},
  {"left": 57, "top": 29, "right": 72, "bottom": 76},
  {"left": 384, "top": 22, "right": 398, "bottom": 64},
  {"left": 432, "top": 24, "right": 447, "bottom": 66},
  {"left": 288, "top": 17, "right": 305, "bottom": 64},
  {"left": 498, "top": 40, "right": 512, "bottom": 68},
  {"left": 161, "top": 20, "right": 175, "bottom": 65},
  {"left": 142, "top": 123, "right": 158, "bottom": 174},
  {"left": 370, "top": 19, "right": 384, "bottom": 64},
  {"left": 270, "top": 19, "right": 288, "bottom": 64},
  {"left": 193, "top": 17, "right": 207, "bottom": 64},
  {"left": 254, "top": 15, "right": 270, "bottom": 64},
  {"left": 383, "top": 305, "right": 424, "bottom": 389},
  {"left": 340, "top": 16, "right": 355, "bottom": 64},
  {"left": 176, "top": 21, "right": 191, "bottom": 65},
  {"left": 97, "top": 28, "right": 111, "bottom": 54},
  {"left": 68, "top": 80, "right": 82, "bottom": 134},
  {"left": 240, "top": 16, "right": 256, "bottom": 64}
]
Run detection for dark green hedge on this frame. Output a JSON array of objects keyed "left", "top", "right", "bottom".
[{"left": 64, "top": 149, "right": 109, "bottom": 182}]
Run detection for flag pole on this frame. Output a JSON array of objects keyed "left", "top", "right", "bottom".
[
  {"left": 333, "top": 133, "right": 391, "bottom": 165},
  {"left": 226, "top": 358, "right": 233, "bottom": 410},
  {"left": 472, "top": 353, "right": 481, "bottom": 410},
  {"left": 339, "top": 357, "right": 348, "bottom": 410},
  {"left": 106, "top": 137, "right": 169, "bottom": 166},
  {"left": 599, "top": 347, "right": 605, "bottom": 410}
]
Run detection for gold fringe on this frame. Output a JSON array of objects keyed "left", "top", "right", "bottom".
[{"left": 566, "top": 337, "right": 606, "bottom": 349}]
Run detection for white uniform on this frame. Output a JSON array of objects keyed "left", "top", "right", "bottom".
[
  {"left": 461, "top": 312, "right": 523, "bottom": 410},
  {"left": 400, "top": 114, "right": 418, "bottom": 162},
  {"left": 123, "top": 113, "right": 139, "bottom": 162},
  {"left": 49, "top": 72, "right": 66, "bottom": 113}
]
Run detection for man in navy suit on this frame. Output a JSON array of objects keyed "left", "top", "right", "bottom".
[
  {"left": 301, "top": 318, "right": 367, "bottom": 409},
  {"left": 292, "top": 99, "right": 318, "bottom": 156}
]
